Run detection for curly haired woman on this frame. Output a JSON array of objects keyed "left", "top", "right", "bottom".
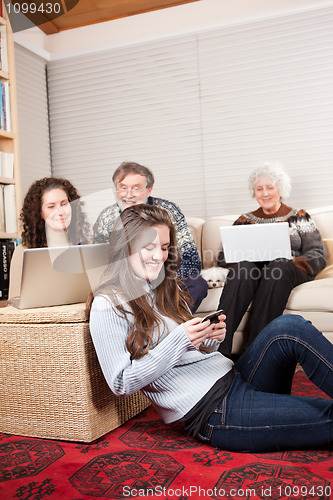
[{"left": 9, "top": 177, "right": 91, "bottom": 298}]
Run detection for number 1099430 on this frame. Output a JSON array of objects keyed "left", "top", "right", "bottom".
[{"left": 5, "top": 2, "right": 62, "bottom": 15}]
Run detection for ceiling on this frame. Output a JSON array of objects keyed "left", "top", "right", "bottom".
[{"left": 35, "top": 0, "right": 200, "bottom": 35}]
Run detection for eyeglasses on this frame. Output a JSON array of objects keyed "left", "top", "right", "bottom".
[{"left": 116, "top": 186, "right": 147, "bottom": 196}]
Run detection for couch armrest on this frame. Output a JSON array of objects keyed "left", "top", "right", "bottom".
[
  {"left": 308, "top": 206, "right": 333, "bottom": 239},
  {"left": 315, "top": 238, "right": 333, "bottom": 280},
  {"left": 286, "top": 278, "right": 333, "bottom": 312},
  {"left": 324, "top": 238, "right": 333, "bottom": 266},
  {"left": 316, "top": 265, "right": 333, "bottom": 280}
]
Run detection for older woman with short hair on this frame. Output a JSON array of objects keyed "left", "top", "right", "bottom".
[{"left": 217, "top": 161, "right": 327, "bottom": 357}]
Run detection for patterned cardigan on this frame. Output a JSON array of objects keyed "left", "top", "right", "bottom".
[
  {"left": 218, "top": 203, "right": 327, "bottom": 277},
  {"left": 93, "top": 196, "right": 202, "bottom": 278}
]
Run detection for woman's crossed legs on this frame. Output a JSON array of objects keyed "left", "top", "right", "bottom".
[{"left": 201, "top": 315, "right": 333, "bottom": 452}]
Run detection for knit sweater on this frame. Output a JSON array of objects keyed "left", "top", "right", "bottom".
[
  {"left": 89, "top": 292, "right": 233, "bottom": 424},
  {"left": 219, "top": 204, "right": 327, "bottom": 277},
  {"left": 93, "top": 196, "right": 201, "bottom": 278}
]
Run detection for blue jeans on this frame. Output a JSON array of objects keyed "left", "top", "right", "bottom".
[
  {"left": 218, "top": 259, "right": 311, "bottom": 356},
  {"left": 181, "top": 275, "right": 208, "bottom": 313},
  {"left": 199, "top": 314, "right": 333, "bottom": 452}
]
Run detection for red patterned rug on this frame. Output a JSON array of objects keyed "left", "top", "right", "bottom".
[{"left": 1, "top": 370, "right": 332, "bottom": 500}]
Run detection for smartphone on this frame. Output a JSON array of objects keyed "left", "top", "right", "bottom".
[{"left": 200, "top": 309, "right": 224, "bottom": 324}]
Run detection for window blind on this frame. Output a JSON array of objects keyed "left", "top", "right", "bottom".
[
  {"left": 47, "top": 5, "right": 333, "bottom": 218},
  {"left": 47, "top": 35, "right": 205, "bottom": 219},
  {"left": 14, "top": 44, "right": 51, "bottom": 199},
  {"left": 198, "top": 6, "right": 333, "bottom": 216}
]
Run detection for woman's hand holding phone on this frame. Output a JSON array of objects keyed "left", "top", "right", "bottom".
[
  {"left": 200, "top": 309, "right": 224, "bottom": 325},
  {"left": 203, "top": 310, "right": 226, "bottom": 343},
  {"left": 184, "top": 310, "right": 226, "bottom": 347}
]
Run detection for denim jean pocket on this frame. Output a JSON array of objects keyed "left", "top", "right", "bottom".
[{"left": 199, "top": 396, "right": 228, "bottom": 442}]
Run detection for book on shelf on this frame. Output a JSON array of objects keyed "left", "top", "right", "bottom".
[
  {"left": 3, "top": 183, "right": 16, "bottom": 233},
  {"left": 0, "top": 184, "right": 4, "bottom": 232},
  {"left": 0, "top": 238, "right": 15, "bottom": 300},
  {"left": 0, "top": 24, "right": 8, "bottom": 74},
  {"left": 0, "top": 151, "right": 14, "bottom": 177},
  {"left": 0, "top": 81, "right": 2, "bottom": 130},
  {"left": 0, "top": 81, "right": 11, "bottom": 131}
]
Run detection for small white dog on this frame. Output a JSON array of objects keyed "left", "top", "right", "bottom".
[{"left": 200, "top": 267, "right": 229, "bottom": 289}]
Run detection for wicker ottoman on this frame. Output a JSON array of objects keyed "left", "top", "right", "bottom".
[{"left": 0, "top": 303, "right": 150, "bottom": 442}]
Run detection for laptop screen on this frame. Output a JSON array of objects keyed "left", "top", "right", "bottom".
[
  {"left": 219, "top": 222, "right": 292, "bottom": 264},
  {"left": 9, "top": 243, "right": 109, "bottom": 309}
]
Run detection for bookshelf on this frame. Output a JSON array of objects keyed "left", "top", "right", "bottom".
[
  {"left": 0, "top": 0, "right": 21, "bottom": 303},
  {"left": 0, "top": 0, "right": 21, "bottom": 240}
]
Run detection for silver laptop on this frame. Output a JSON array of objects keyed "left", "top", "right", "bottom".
[
  {"left": 219, "top": 222, "right": 292, "bottom": 264},
  {"left": 8, "top": 243, "right": 109, "bottom": 309}
]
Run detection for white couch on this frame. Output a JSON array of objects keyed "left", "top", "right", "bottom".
[{"left": 187, "top": 206, "right": 333, "bottom": 353}]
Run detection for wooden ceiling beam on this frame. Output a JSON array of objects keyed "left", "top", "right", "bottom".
[{"left": 36, "top": 0, "right": 200, "bottom": 34}]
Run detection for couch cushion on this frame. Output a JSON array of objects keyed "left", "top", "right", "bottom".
[
  {"left": 201, "top": 215, "right": 238, "bottom": 268},
  {"left": 286, "top": 278, "right": 333, "bottom": 312},
  {"left": 186, "top": 216, "right": 205, "bottom": 259},
  {"left": 196, "top": 286, "right": 221, "bottom": 313}
]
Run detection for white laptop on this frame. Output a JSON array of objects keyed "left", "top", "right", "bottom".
[
  {"left": 8, "top": 243, "right": 109, "bottom": 309},
  {"left": 219, "top": 222, "right": 292, "bottom": 264}
]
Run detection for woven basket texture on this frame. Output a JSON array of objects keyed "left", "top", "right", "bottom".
[
  {"left": 0, "top": 305, "right": 150, "bottom": 442},
  {"left": 0, "top": 302, "right": 88, "bottom": 323}
]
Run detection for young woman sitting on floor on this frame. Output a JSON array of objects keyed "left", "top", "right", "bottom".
[{"left": 88, "top": 204, "right": 333, "bottom": 453}]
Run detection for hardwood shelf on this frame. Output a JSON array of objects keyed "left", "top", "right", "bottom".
[
  {"left": 0, "top": 0, "right": 21, "bottom": 242},
  {"left": 0, "top": 130, "right": 15, "bottom": 139},
  {"left": 0, "top": 176, "right": 14, "bottom": 184},
  {"left": 0, "top": 70, "right": 9, "bottom": 81},
  {"left": 0, "top": 231, "right": 17, "bottom": 239}
]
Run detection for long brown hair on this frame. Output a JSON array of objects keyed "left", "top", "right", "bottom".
[
  {"left": 87, "top": 204, "right": 192, "bottom": 359},
  {"left": 20, "top": 177, "right": 91, "bottom": 248}
]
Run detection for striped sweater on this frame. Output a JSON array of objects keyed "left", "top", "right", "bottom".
[
  {"left": 89, "top": 292, "right": 233, "bottom": 424},
  {"left": 219, "top": 204, "right": 327, "bottom": 277}
]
